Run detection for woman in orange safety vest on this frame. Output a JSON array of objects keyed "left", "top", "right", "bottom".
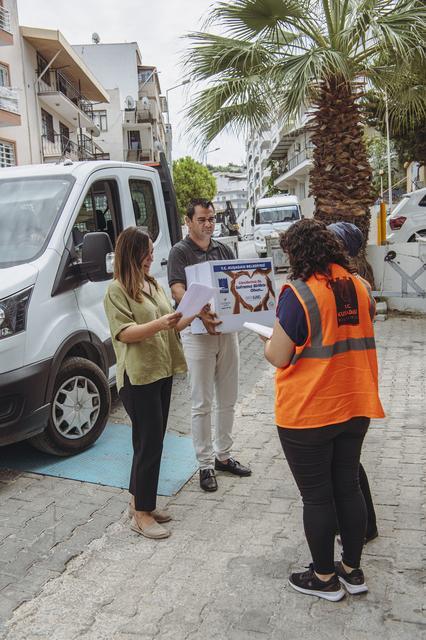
[{"left": 263, "top": 219, "right": 384, "bottom": 602}]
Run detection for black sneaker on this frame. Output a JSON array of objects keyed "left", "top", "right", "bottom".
[
  {"left": 335, "top": 561, "right": 368, "bottom": 594},
  {"left": 288, "top": 564, "right": 345, "bottom": 602}
]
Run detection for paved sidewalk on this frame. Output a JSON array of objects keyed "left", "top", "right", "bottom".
[{"left": 1, "top": 317, "right": 425, "bottom": 640}]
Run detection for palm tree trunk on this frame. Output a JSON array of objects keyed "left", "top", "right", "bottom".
[{"left": 309, "top": 79, "right": 375, "bottom": 283}]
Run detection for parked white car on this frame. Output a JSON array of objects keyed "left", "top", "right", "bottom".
[{"left": 386, "top": 187, "right": 426, "bottom": 243}]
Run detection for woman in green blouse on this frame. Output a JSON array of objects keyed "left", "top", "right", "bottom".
[{"left": 104, "top": 227, "right": 190, "bottom": 540}]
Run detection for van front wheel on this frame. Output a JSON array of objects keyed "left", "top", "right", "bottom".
[{"left": 30, "top": 357, "right": 110, "bottom": 456}]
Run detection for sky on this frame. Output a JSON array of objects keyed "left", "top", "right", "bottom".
[{"left": 17, "top": 0, "right": 246, "bottom": 167}]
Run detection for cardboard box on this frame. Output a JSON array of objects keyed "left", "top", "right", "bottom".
[{"left": 185, "top": 258, "right": 276, "bottom": 333}]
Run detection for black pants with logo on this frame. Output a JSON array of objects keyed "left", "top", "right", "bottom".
[
  {"left": 120, "top": 373, "right": 173, "bottom": 512},
  {"left": 277, "top": 416, "right": 370, "bottom": 574}
]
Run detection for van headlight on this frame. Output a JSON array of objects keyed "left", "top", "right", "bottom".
[{"left": 0, "top": 287, "right": 33, "bottom": 340}]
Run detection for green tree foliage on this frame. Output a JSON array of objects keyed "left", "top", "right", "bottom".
[{"left": 173, "top": 157, "right": 217, "bottom": 221}]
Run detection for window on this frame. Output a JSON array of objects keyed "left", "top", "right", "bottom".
[
  {"left": 59, "top": 122, "right": 70, "bottom": 154},
  {"left": 92, "top": 109, "right": 107, "bottom": 131},
  {"left": 36, "top": 53, "right": 51, "bottom": 86},
  {"left": 41, "top": 109, "right": 54, "bottom": 143},
  {"left": 0, "top": 63, "right": 10, "bottom": 87},
  {"left": 419, "top": 196, "right": 426, "bottom": 207},
  {"left": 138, "top": 69, "right": 154, "bottom": 85},
  {"left": 0, "top": 139, "right": 16, "bottom": 167},
  {"left": 129, "top": 179, "right": 159, "bottom": 241},
  {"left": 72, "top": 180, "right": 121, "bottom": 258}
]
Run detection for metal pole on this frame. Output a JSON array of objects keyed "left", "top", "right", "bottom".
[{"left": 385, "top": 92, "right": 392, "bottom": 213}]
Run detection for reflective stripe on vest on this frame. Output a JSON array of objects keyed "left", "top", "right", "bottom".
[{"left": 290, "top": 277, "right": 376, "bottom": 364}]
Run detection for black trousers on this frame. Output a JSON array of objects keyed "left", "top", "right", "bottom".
[
  {"left": 119, "top": 373, "right": 173, "bottom": 512},
  {"left": 359, "top": 463, "right": 377, "bottom": 538},
  {"left": 277, "top": 416, "right": 370, "bottom": 574}
]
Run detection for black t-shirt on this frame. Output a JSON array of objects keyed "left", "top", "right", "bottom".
[{"left": 168, "top": 236, "right": 235, "bottom": 287}]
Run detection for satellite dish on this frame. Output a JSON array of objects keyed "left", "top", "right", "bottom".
[
  {"left": 91, "top": 32, "right": 100, "bottom": 44},
  {"left": 141, "top": 96, "right": 149, "bottom": 109},
  {"left": 125, "top": 95, "right": 135, "bottom": 110}
]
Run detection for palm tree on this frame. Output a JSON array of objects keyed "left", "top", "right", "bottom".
[{"left": 184, "top": 0, "right": 426, "bottom": 259}]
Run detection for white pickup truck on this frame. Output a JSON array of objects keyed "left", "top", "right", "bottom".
[{"left": 0, "top": 157, "right": 182, "bottom": 455}]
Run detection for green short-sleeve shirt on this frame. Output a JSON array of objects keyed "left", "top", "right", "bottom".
[{"left": 104, "top": 279, "right": 187, "bottom": 391}]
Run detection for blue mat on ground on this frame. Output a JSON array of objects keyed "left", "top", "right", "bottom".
[{"left": 0, "top": 423, "right": 197, "bottom": 496}]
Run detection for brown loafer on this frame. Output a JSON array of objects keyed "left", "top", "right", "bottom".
[
  {"left": 130, "top": 517, "right": 170, "bottom": 539},
  {"left": 128, "top": 503, "right": 172, "bottom": 523}
]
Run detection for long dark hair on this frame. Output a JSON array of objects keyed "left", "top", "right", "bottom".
[
  {"left": 280, "top": 219, "right": 354, "bottom": 282},
  {"left": 114, "top": 227, "right": 157, "bottom": 302}
]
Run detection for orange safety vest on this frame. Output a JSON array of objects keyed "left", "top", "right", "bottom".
[{"left": 275, "top": 264, "right": 385, "bottom": 429}]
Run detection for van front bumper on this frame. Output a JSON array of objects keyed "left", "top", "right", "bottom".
[{"left": 0, "top": 360, "right": 51, "bottom": 446}]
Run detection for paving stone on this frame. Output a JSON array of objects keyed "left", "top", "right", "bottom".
[{"left": 0, "top": 318, "right": 425, "bottom": 640}]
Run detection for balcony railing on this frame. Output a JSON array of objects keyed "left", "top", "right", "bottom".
[
  {"left": 0, "top": 5, "right": 12, "bottom": 33},
  {"left": 0, "top": 86, "right": 19, "bottom": 114},
  {"left": 37, "top": 69, "right": 94, "bottom": 119},
  {"left": 286, "top": 146, "right": 314, "bottom": 172},
  {"left": 42, "top": 133, "right": 108, "bottom": 162},
  {"left": 124, "top": 148, "right": 153, "bottom": 163},
  {"left": 78, "top": 134, "right": 110, "bottom": 160}
]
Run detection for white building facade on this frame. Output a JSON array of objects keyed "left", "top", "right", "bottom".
[
  {"left": 74, "top": 42, "right": 170, "bottom": 164},
  {"left": 246, "top": 109, "right": 314, "bottom": 218},
  {"left": 0, "top": 0, "right": 110, "bottom": 168},
  {"left": 212, "top": 171, "right": 247, "bottom": 217}
]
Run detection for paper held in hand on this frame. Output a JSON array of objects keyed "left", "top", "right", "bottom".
[
  {"left": 176, "top": 282, "right": 216, "bottom": 319},
  {"left": 243, "top": 322, "right": 273, "bottom": 339}
]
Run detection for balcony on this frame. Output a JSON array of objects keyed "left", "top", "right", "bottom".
[
  {"left": 77, "top": 134, "right": 110, "bottom": 160},
  {"left": 0, "top": 5, "right": 13, "bottom": 45},
  {"left": 0, "top": 86, "right": 21, "bottom": 126},
  {"left": 42, "top": 133, "right": 108, "bottom": 162},
  {"left": 124, "top": 148, "right": 153, "bottom": 163},
  {"left": 37, "top": 69, "right": 99, "bottom": 134},
  {"left": 274, "top": 146, "right": 314, "bottom": 189}
]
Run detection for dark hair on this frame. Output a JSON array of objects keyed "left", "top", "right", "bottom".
[
  {"left": 280, "top": 219, "right": 354, "bottom": 282},
  {"left": 114, "top": 227, "right": 157, "bottom": 302},
  {"left": 186, "top": 198, "right": 215, "bottom": 220}
]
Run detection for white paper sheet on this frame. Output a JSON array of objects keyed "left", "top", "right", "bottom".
[
  {"left": 177, "top": 283, "right": 216, "bottom": 318},
  {"left": 243, "top": 322, "right": 273, "bottom": 339}
]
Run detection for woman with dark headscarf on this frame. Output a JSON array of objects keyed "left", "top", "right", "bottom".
[{"left": 327, "top": 222, "right": 379, "bottom": 545}]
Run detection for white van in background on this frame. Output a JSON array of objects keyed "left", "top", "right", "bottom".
[
  {"left": 253, "top": 194, "right": 302, "bottom": 257},
  {"left": 0, "top": 157, "right": 181, "bottom": 455}
]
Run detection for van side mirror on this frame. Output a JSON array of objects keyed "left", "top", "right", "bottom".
[
  {"left": 81, "top": 232, "right": 113, "bottom": 282},
  {"left": 251, "top": 219, "right": 254, "bottom": 226}
]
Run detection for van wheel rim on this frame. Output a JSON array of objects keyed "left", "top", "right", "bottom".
[{"left": 52, "top": 376, "right": 101, "bottom": 439}]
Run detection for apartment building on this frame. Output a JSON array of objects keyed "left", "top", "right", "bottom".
[
  {"left": 246, "top": 126, "right": 272, "bottom": 209},
  {"left": 212, "top": 170, "right": 247, "bottom": 218},
  {"left": 246, "top": 109, "right": 314, "bottom": 217},
  {"left": 269, "top": 109, "right": 314, "bottom": 217},
  {"left": 0, "top": 0, "right": 110, "bottom": 168},
  {"left": 74, "top": 42, "right": 170, "bottom": 165}
]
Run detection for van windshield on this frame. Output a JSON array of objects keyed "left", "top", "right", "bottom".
[
  {"left": 0, "top": 176, "right": 74, "bottom": 267},
  {"left": 256, "top": 205, "right": 300, "bottom": 224}
]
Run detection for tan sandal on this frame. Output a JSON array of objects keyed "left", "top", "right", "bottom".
[{"left": 130, "top": 517, "right": 170, "bottom": 539}]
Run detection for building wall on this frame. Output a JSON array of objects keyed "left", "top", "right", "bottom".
[
  {"left": 94, "top": 88, "right": 122, "bottom": 161},
  {"left": 0, "top": 0, "right": 30, "bottom": 163}
]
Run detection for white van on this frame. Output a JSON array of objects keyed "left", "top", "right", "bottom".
[
  {"left": 254, "top": 194, "right": 302, "bottom": 257},
  {"left": 0, "top": 158, "right": 181, "bottom": 455}
]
